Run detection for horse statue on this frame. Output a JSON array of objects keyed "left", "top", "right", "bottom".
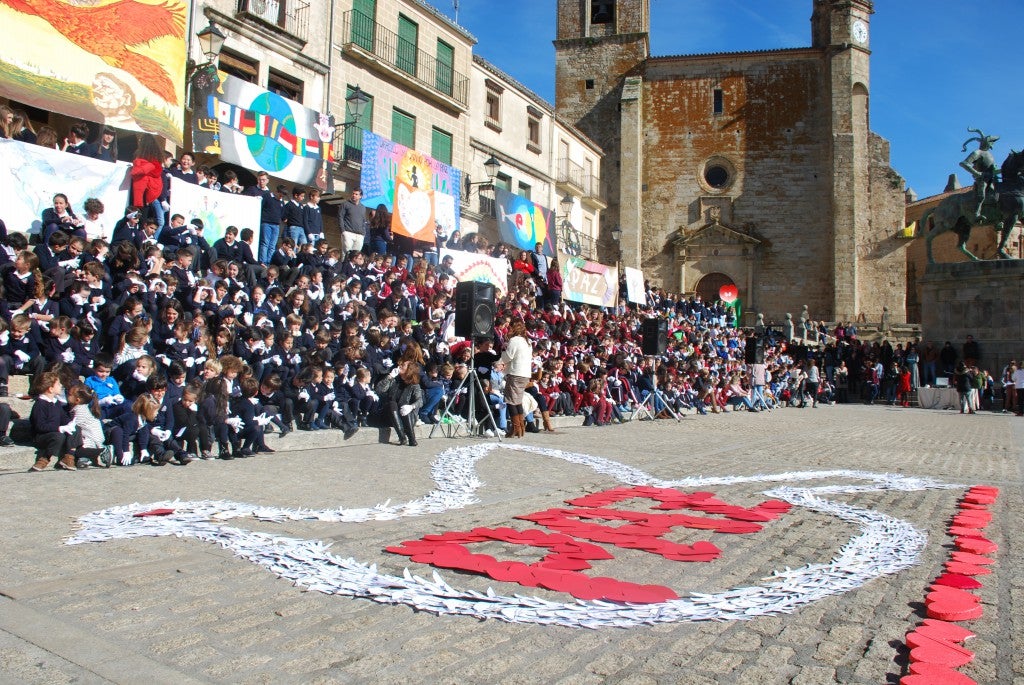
[{"left": 923, "top": 148, "right": 1024, "bottom": 263}]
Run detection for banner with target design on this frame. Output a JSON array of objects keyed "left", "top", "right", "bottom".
[
  {"left": 494, "top": 188, "right": 556, "bottom": 257},
  {"left": 191, "top": 72, "right": 335, "bottom": 193}
]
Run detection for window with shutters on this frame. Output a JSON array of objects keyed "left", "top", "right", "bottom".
[
  {"left": 219, "top": 49, "right": 258, "bottom": 84},
  {"left": 268, "top": 69, "right": 303, "bottom": 103},
  {"left": 397, "top": 14, "right": 418, "bottom": 76},
  {"left": 391, "top": 108, "right": 415, "bottom": 149},
  {"left": 436, "top": 39, "right": 454, "bottom": 96},
  {"left": 431, "top": 127, "right": 452, "bottom": 166},
  {"left": 351, "top": 0, "right": 375, "bottom": 51}
]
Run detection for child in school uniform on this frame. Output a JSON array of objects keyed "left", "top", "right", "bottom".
[
  {"left": 67, "top": 384, "right": 115, "bottom": 468},
  {"left": 29, "top": 371, "right": 78, "bottom": 471}
]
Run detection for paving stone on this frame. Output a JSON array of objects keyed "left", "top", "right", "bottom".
[{"left": 0, "top": 406, "right": 1020, "bottom": 684}]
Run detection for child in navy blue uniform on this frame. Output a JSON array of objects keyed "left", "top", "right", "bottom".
[{"left": 29, "top": 371, "right": 78, "bottom": 471}]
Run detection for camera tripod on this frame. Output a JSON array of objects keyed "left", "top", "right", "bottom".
[
  {"left": 428, "top": 368, "right": 503, "bottom": 440},
  {"left": 630, "top": 358, "right": 682, "bottom": 423}
]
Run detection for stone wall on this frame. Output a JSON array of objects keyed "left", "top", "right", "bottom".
[
  {"left": 636, "top": 52, "right": 833, "bottom": 319},
  {"left": 920, "top": 260, "right": 1024, "bottom": 377},
  {"left": 856, "top": 132, "right": 910, "bottom": 324}
]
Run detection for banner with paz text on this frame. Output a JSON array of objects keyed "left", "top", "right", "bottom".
[{"left": 559, "top": 254, "right": 618, "bottom": 308}]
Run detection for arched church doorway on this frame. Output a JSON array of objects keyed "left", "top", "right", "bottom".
[{"left": 695, "top": 272, "right": 735, "bottom": 303}]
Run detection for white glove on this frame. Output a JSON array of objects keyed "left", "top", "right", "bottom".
[
  {"left": 188, "top": 402, "right": 198, "bottom": 412},
  {"left": 0, "top": 331, "right": 8, "bottom": 345},
  {"left": 59, "top": 422, "right": 76, "bottom": 435},
  {"left": 120, "top": 451, "right": 134, "bottom": 466},
  {"left": 367, "top": 391, "right": 379, "bottom": 401},
  {"left": 382, "top": 358, "right": 394, "bottom": 369},
  {"left": 152, "top": 428, "right": 171, "bottom": 442},
  {"left": 165, "top": 337, "right": 176, "bottom": 346},
  {"left": 157, "top": 354, "right": 171, "bottom": 366},
  {"left": 61, "top": 349, "right": 75, "bottom": 363},
  {"left": 184, "top": 357, "right": 195, "bottom": 368},
  {"left": 399, "top": 404, "right": 415, "bottom": 416},
  {"left": 389, "top": 367, "right": 400, "bottom": 378},
  {"left": 14, "top": 350, "right": 31, "bottom": 363},
  {"left": 270, "top": 356, "right": 282, "bottom": 366},
  {"left": 298, "top": 390, "right": 310, "bottom": 401},
  {"left": 289, "top": 354, "right": 301, "bottom": 364},
  {"left": 99, "top": 395, "right": 116, "bottom": 407},
  {"left": 140, "top": 449, "right": 150, "bottom": 462},
  {"left": 318, "top": 233, "right": 325, "bottom": 241},
  {"left": 112, "top": 394, "right": 125, "bottom": 405},
  {"left": 226, "top": 416, "right": 243, "bottom": 432},
  {"left": 324, "top": 392, "right": 335, "bottom": 402},
  {"left": 254, "top": 413, "right": 272, "bottom": 427},
  {"left": 161, "top": 201, "right": 170, "bottom": 212}
]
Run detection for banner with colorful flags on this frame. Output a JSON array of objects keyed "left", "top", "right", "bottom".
[{"left": 192, "top": 72, "right": 335, "bottom": 192}]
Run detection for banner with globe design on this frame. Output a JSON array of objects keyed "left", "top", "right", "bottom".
[
  {"left": 493, "top": 188, "right": 556, "bottom": 257},
  {"left": 191, "top": 72, "right": 335, "bottom": 193}
]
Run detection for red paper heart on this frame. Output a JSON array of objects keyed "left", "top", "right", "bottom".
[
  {"left": 908, "top": 642, "right": 975, "bottom": 668},
  {"left": 133, "top": 508, "right": 176, "bottom": 517},
  {"left": 913, "top": 618, "right": 975, "bottom": 643},
  {"left": 932, "top": 573, "right": 983, "bottom": 590},
  {"left": 955, "top": 536, "right": 998, "bottom": 554},
  {"left": 944, "top": 561, "right": 992, "bottom": 576},
  {"left": 950, "top": 552, "right": 994, "bottom": 565},
  {"left": 908, "top": 660, "right": 979, "bottom": 682},
  {"left": 925, "top": 599, "right": 984, "bottom": 622}
]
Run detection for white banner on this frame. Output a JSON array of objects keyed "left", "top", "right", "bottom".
[
  {"left": 624, "top": 266, "right": 647, "bottom": 305},
  {"left": 170, "top": 177, "right": 262, "bottom": 248},
  {"left": 0, "top": 139, "right": 130, "bottom": 240},
  {"left": 439, "top": 248, "right": 509, "bottom": 298}
]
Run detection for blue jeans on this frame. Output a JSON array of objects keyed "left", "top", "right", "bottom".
[
  {"left": 259, "top": 222, "right": 279, "bottom": 263},
  {"left": 419, "top": 385, "right": 444, "bottom": 422},
  {"left": 423, "top": 251, "right": 438, "bottom": 267},
  {"left": 289, "top": 226, "right": 307, "bottom": 246},
  {"left": 367, "top": 237, "right": 388, "bottom": 257},
  {"left": 150, "top": 200, "right": 166, "bottom": 237}
]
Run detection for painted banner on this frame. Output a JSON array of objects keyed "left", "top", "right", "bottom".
[
  {"left": 0, "top": 139, "right": 130, "bottom": 240},
  {"left": 493, "top": 188, "right": 556, "bottom": 257},
  {"left": 192, "top": 72, "right": 335, "bottom": 192},
  {"left": 560, "top": 253, "right": 618, "bottom": 308},
  {"left": 439, "top": 248, "right": 509, "bottom": 298},
  {"left": 624, "top": 266, "right": 646, "bottom": 306},
  {"left": 170, "top": 177, "right": 261, "bottom": 248},
  {"left": 0, "top": 0, "right": 186, "bottom": 143},
  {"left": 360, "top": 131, "right": 461, "bottom": 241}
]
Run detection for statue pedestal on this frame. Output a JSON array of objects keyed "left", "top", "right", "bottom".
[{"left": 920, "top": 261, "right": 1024, "bottom": 375}]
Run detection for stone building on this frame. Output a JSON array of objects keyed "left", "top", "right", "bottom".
[
  {"left": 554, "top": 0, "right": 908, "bottom": 323},
  {"left": 466, "top": 55, "right": 605, "bottom": 257}
]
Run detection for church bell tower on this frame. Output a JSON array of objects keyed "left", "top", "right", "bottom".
[{"left": 814, "top": 0, "right": 874, "bottom": 320}]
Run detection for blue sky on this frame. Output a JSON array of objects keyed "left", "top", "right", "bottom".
[{"left": 425, "top": 0, "right": 1024, "bottom": 199}]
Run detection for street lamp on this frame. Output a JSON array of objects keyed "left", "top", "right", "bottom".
[
  {"left": 559, "top": 193, "right": 574, "bottom": 217},
  {"left": 196, "top": 22, "right": 226, "bottom": 65},
  {"left": 464, "top": 154, "right": 501, "bottom": 196}
]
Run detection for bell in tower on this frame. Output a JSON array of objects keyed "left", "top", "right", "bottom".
[{"left": 591, "top": 1, "right": 614, "bottom": 24}]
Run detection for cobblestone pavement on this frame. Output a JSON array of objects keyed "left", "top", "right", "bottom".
[{"left": 1, "top": 405, "right": 1021, "bottom": 685}]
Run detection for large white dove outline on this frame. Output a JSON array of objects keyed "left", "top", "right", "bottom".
[{"left": 68, "top": 443, "right": 962, "bottom": 628}]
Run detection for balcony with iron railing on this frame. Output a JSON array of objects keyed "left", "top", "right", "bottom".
[
  {"left": 341, "top": 10, "right": 469, "bottom": 110},
  {"left": 556, "top": 158, "right": 585, "bottom": 196},
  {"left": 581, "top": 173, "right": 607, "bottom": 208},
  {"left": 236, "top": 0, "right": 309, "bottom": 42}
]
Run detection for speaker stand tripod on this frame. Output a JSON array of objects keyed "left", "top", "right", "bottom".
[
  {"left": 631, "top": 359, "right": 682, "bottom": 423},
  {"left": 429, "top": 368, "right": 503, "bottom": 441}
]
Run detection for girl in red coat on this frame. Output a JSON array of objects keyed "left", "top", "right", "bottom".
[
  {"left": 130, "top": 135, "right": 165, "bottom": 219},
  {"left": 897, "top": 365, "right": 913, "bottom": 407}
]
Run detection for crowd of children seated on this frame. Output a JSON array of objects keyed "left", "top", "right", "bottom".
[{"left": 1, "top": 130, "right": 945, "bottom": 471}]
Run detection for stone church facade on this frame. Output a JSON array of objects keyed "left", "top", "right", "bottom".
[{"left": 554, "top": 0, "right": 908, "bottom": 323}]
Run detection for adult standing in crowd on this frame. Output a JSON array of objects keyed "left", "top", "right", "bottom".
[
  {"left": 340, "top": 188, "right": 368, "bottom": 255},
  {"left": 499, "top": 319, "right": 533, "bottom": 438},
  {"left": 247, "top": 171, "right": 282, "bottom": 264},
  {"left": 962, "top": 335, "right": 980, "bottom": 368}
]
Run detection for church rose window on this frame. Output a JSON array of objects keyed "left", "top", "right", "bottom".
[{"left": 704, "top": 165, "right": 729, "bottom": 188}]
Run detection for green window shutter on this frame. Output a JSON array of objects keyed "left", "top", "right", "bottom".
[
  {"left": 351, "top": 0, "right": 375, "bottom": 51},
  {"left": 344, "top": 85, "right": 373, "bottom": 153},
  {"left": 397, "top": 14, "right": 418, "bottom": 76},
  {"left": 392, "top": 108, "right": 415, "bottom": 148},
  {"left": 435, "top": 40, "right": 454, "bottom": 96},
  {"left": 431, "top": 127, "right": 452, "bottom": 166}
]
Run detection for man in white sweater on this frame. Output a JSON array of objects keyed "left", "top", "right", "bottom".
[{"left": 499, "top": 319, "right": 533, "bottom": 437}]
